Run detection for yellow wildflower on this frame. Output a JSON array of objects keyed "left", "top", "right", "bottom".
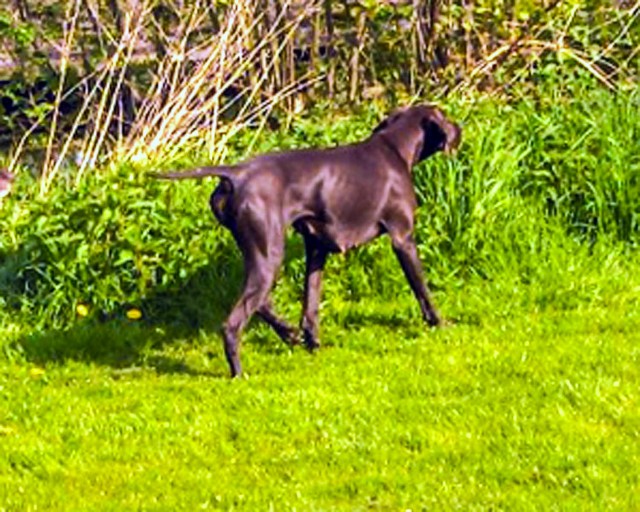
[
  {"left": 0, "top": 425, "right": 16, "bottom": 436},
  {"left": 76, "top": 303, "right": 89, "bottom": 317},
  {"left": 29, "top": 367, "right": 45, "bottom": 378},
  {"left": 126, "top": 308, "right": 142, "bottom": 320}
]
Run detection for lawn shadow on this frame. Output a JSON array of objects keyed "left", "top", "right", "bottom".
[
  {"left": 336, "top": 308, "right": 413, "bottom": 329},
  {"left": 8, "top": 237, "right": 306, "bottom": 375},
  {"left": 5, "top": 231, "right": 437, "bottom": 373}
]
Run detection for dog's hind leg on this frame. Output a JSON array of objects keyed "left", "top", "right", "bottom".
[
  {"left": 257, "top": 301, "right": 299, "bottom": 346},
  {"left": 223, "top": 260, "right": 281, "bottom": 376},
  {"left": 301, "top": 235, "right": 329, "bottom": 351},
  {"left": 223, "top": 217, "right": 285, "bottom": 377}
]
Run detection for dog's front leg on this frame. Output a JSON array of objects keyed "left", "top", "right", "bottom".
[
  {"left": 301, "top": 236, "right": 328, "bottom": 351},
  {"left": 390, "top": 232, "right": 441, "bottom": 327}
]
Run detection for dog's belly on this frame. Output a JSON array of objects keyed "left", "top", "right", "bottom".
[{"left": 294, "top": 217, "right": 383, "bottom": 253}]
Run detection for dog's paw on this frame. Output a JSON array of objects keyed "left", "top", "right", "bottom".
[
  {"left": 303, "top": 333, "right": 321, "bottom": 353},
  {"left": 276, "top": 326, "right": 301, "bottom": 347}
]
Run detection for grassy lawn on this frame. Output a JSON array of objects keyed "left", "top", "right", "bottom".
[{"left": 2, "top": 284, "right": 639, "bottom": 510}]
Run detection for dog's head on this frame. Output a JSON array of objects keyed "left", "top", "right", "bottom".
[{"left": 373, "top": 105, "right": 461, "bottom": 166}]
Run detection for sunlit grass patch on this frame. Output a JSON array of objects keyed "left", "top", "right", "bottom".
[{"left": 1, "top": 294, "right": 639, "bottom": 509}]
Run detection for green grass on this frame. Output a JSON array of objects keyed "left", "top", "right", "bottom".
[
  {"left": 2, "top": 80, "right": 640, "bottom": 509},
  {"left": 1, "top": 283, "right": 639, "bottom": 510}
]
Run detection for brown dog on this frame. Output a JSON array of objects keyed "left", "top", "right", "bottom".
[{"left": 157, "top": 105, "right": 461, "bottom": 376}]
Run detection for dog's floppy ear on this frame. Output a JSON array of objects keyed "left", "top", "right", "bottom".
[
  {"left": 371, "top": 105, "right": 461, "bottom": 168},
  {"left": 372, "top": 107, "right": 409, "bottom": 134},
  {"left": 418, "top": 108, "right": 462, "bottom": 161}
]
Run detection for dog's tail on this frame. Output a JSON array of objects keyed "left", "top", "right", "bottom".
[{"left": 152, "top": 165, "right": 241, "bottom": 181}]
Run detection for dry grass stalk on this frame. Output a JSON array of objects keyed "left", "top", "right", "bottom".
[
  {"left": 39, "top": 0, "right": 82, "bottom": 195},
  {"left": 121, "top": 0, "right": 314, "bottom": 167},
  {"left": 74, "top": 4, "right": 147, "bottom": 185},
  {"left": 12, "top": 0, "right": 318, "bottom": 194}
]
